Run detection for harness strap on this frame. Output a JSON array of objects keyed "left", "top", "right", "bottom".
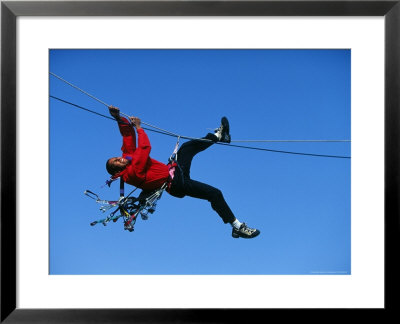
[
  {"left": 120, "top": 178, "right": 124, "bottom": 197},
  {"left": 166, "top": 162, "right": 177, "bottom": 192},
  {"left": 165, "top": 136, "right": 181, "bottom": 192}
]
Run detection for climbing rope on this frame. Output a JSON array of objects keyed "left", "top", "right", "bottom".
[
  {"left": 49, "top": 73, "right": 351, "bottom": 159},
  {"left": 231, "top": 139, "right": 350, "bottom": 143},
  {"left": 50, "top": 72, "right": 110, "bottom": 107}
]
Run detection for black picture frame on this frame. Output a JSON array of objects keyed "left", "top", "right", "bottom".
[{"left": 1, "top": 0, "right": 399, "bottom": 322}]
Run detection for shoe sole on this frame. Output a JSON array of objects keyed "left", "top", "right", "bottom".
[
  {"left": 221, "top": 117, "right": 230, "bottom": 133},
  {"left": 220, "top": 117, "right": 231, "bottom": 143},
  {"left": 232, "top": 229, "right": 260, "bottom": 239}
]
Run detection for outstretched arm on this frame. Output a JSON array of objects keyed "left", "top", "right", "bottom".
[{"left": 108, "top": 105, "right": 137, "bottom": 154}]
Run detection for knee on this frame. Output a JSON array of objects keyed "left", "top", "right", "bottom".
[{"left": 209, "top": 188, "right": 223, "bottom": 203}]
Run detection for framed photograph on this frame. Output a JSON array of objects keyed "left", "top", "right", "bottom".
[{"left": 2, "top": 0, "right": 399, "bottom": 322}]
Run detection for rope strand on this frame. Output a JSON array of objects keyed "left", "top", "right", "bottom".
[
  {"left": 50, "top": 72, "right": 110, "bottom": 107},
  {"left": 231, "top": 139, "right": 350, "bottom": 143},
  {"left": 50, "top": 95, "right": 351, "bottom": 159},
  {"left": 49, "top": 72, "right": 351, "bottom": 159},
  {"left": 50, "top": 72, "right": 351, "bottom": 144}
]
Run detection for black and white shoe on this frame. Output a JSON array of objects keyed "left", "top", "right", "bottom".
[
  {"left": 214, "top": 117, "right": 231, "bottom": 143},
  {"left": 232, "top": 223, "right": 260, "bottom": 239}
]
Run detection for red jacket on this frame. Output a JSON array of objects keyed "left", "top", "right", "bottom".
[{"left": 117, "top": 118, "right": 169, "bottom": 190}]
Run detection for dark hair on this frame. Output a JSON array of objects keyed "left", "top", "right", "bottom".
[{"left": 106, "top": 158, "right": 119, "bottom": 176}]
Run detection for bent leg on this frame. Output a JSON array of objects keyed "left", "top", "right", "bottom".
[
  {"left": 177, "top": 133, "right": 218, "bottom": 178},
  {"left": 182, "top": 178, "right": 235, "bottom": 224}
]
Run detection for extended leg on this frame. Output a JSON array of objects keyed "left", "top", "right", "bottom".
[
  {"left": 168, "top": 117, "right": 260, "bottom": 238},
  {"left": 181, "top": 178, "right": 236, "bottom": 224}
]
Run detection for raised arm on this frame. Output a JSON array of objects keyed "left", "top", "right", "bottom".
[
  {"left": 108, "top": 106, "right": 137, "bottom": 154},
  {"left": 128, "top": 116, "right": 152, "bottom": 174}
]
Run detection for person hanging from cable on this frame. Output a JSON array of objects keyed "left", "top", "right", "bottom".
[{"left": 105, "top": 106, "right": 260, "bottom": 239}]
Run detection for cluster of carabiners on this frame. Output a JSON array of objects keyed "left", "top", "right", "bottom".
[
  {"left": 84, "top": 185, "right": 166, "bottom": 232},
  {"left": 123, "top": 184, "right": 167, "bottom": 231},
  {"left": 84, "top": 190, "right": 139, "bottom": 231}
]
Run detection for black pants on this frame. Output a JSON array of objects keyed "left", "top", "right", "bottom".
[{"left": 168, "top": 133, "right": 236, "bottom": 224}]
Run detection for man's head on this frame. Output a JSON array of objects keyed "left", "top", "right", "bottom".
[{"left": 106, "top": 157, "right": 130, "bottom": 176}]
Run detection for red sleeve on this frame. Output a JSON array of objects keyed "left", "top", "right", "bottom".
[
  {"left": 117, "top": 117, "right": 137, "bottom": 154},
  {"left": 131, "top": 128, "right": 151, "bottom": 174}
]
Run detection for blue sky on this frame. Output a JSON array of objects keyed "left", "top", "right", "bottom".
[{"left": 49, "top": 49, "right": 350, "bottom": 275}]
